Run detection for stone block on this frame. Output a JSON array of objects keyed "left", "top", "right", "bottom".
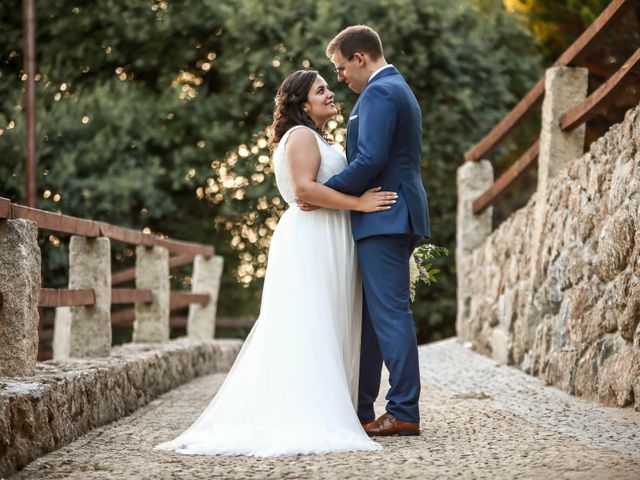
[
  {"left": 609, "top": 157, "right": 635, "bottom": 212},
  {"left": 0, "top": 219, "right": 41, "bottom": 377},
  {"left": 597, "top": 335, "right": 640, "bottom": 407},
  {"left": 530, "top": 312, "right": 555, "bottom": 376},
  {"left": 456, "top": 160, "right": 494, "bottom": 340},
  {"left": 594, "top": 208, "right": 635, "bottom": 282},
  {"left": 52, "top": 307, "right": 71, "bottom": 359},
  {"left": 532, "top": 66, "right": 588, "bottom": 280},
  {"left": 56, "top": 236, "right": 111, "bottom": 359},
  {"left": 574, "top": 342, "right": 599, "bottom": 399},
  {"left": 491, "top": 328, "right": 511, "bottom": 365},
  {"left": 631, "top": 231, "right": 640, "bottom": 278},
  {"left": 543, "top": 348, "right": 578, "bottom": 394},
  {"left": 188, "top": 255, "right": 224, "bottom": 340},
  {"left": 617, "top": 278, "right": 639, "bottom": 342},
  {"left": 133, "top": 245, "right": 169, "bottom": 342}
]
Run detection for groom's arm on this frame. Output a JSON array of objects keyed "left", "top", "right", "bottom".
[{"left": 325, "top": 84, "right": 397, "bottom": 195}]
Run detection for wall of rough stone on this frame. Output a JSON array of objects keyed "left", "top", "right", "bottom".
[
  {"left": 0, "top": 338, "right": 242, "bottom": 477},
  {"left": 457, "top": 104, "right": 640, "bottom": 410}
]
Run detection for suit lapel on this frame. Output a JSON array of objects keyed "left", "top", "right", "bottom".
[
  {"left": 345, "top": 67, "right": 400, "bottom": 164},
  {"left": 346, "top": 98, "right": 362, "bottom": 164}
]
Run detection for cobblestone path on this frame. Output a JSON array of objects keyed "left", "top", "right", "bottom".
[{"left": 8, "top": 339, "right": 640, "bottom": 480}]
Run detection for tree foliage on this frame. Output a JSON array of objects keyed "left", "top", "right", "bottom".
[
  {"left": 0, "top": 0, "right": 541, "bottom": 342},
  {"left": 503, "top": 0, "right": 612, "bottom": 60}
]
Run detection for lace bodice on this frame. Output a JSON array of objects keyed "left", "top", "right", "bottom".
[{"left": 273, "top": 126, "right": 347, "bottom": 204}]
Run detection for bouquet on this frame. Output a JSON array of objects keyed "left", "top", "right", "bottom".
[{"left": 409, "top": 243, "right": 449, "bottom": 302}]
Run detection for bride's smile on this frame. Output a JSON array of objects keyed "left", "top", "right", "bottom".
[{"left": 302, "top": 75, "right": 337, "bottom": 127}]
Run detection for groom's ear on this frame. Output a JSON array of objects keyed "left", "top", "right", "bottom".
[{"left": 353, "top": 52, "right": 366, "bottom": 68}]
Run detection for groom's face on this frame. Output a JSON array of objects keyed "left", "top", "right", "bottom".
[{"left": 331, "top": 50, "right": 367, "bottom": 94}]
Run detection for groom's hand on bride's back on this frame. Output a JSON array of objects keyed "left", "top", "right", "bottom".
[{"left": 295, "top": 198, "right": 321, "bottom": 211}]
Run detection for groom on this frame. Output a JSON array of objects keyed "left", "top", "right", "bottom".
[{"left": 323, "top": 25, "right": 430, "bottom": 436}]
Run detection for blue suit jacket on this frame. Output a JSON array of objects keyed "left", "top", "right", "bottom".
[{"left": 325, "top": 66, "right": 430, "bottom": 241}]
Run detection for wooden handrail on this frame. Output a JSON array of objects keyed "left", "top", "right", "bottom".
[
  {"left": 36, "top": 288, "right": 158, "bottom": 306},
  {"left": 561, "top": 47, "right": 640, "bottom": 131},
  {"left": 109, "top": 291, "right": 212, "bottom": 327},
  {"left": 168, "top": 315, "right": 256, "bottom": 330},
  {"left": 39, "top": 288, "right": 95, "bottom": 307},
  {"left": 38, "top": 317, "right": 255, "bottom": 344},
  {"left": 0, "top": 197, "right": 214, "bottom": 257},
  {"left": 111, "top": 288, "right": 153, "bottom": 304},
  {"left": 170, "top": 291, "right": 211, "bottom": 310},
  {"left": 0, "top": 198, "right": 11, "bottom": 218},
  {"left": 107, "top": 314, "right": 255, "bottom": 330},
  {"left": 111, "top": 254, "right": 195, "bottom": 286},
  {"left": 472, "top": 139, "right": 540, "bottom": 215},
  {"left": 554, "top": 0, "right": 635, "bottom": 67},
  {"left": 9, "top": 203, "right": 100, "bottom": 237},
  {"left": 464, "top": 0, "right": 635, "bottom": 163},
  {"left": 464, "top": 80, "right": 544, "bottom": 163},
  {"left": 110, "top": 308, "right": 137, "bottom": 326}
]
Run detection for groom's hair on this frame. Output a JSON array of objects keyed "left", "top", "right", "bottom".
[{"left": 326, "top": 25, "right": 383, "bottom": 61}]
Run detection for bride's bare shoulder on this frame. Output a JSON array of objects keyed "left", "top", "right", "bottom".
[
  {"left": 285, "top": 126, "right": 319, "bottom": 152},
  {"left": 286, "top": 126, "right": 316, "bottom": 142}
]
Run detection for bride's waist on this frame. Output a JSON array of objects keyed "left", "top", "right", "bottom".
[{"left": 285, "top": 203, "right": 349, "bottom": 216}]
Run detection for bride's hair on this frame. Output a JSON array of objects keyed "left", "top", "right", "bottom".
[{"left": 267, "top": 70, "right": 328, "bottom": 150}]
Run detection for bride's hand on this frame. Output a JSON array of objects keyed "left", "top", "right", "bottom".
[
  {"left": 295, "top": 198, "right": 321, "bottom": 211},
  {"left": 357, "top": 187, "right": 397, "bottom": 213}
]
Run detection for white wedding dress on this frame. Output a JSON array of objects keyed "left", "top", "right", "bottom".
[{"left": 154, "top": 126, "right": 381, "bottom": 456}]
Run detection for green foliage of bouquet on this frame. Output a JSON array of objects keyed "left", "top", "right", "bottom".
[{"left": 410, "top": 244, "right": 449, "bottom": 302}]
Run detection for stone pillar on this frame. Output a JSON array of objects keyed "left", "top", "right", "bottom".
[
  {"left": 133, "top": 245, "right": 169, "bottom": 342},
  {"left": 531, "top": 66, "right": 588, "bottom": 279},
  {"left": 55, "top": 236, "right": 112, "bottom": 359},
  {"left": 0, "top": 219, "right": 40, "bottom": 376},
  {"left": 456, "top": 160, "right": 494, "bottom": 341},
  {"left": 187, "top": 255, "right": 224, "bottom": 340},
  {"left": 52, "top": 306, "right": 70, "bottom": 359}
]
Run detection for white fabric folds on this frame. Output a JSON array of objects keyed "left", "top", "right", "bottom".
[{"left": 154, "top": 126, "right": 381, "bottom": 456}]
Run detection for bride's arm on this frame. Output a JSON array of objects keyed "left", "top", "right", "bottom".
[{"left": 286, "top": 129, "right": 396, "bottom": 212}]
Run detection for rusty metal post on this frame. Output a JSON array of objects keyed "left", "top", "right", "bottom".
[{"left": 23, "top": 0, "right": 37, "bottom": 207}]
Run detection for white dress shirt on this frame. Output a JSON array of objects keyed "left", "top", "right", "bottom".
[{"left": 368, "top": 64, "right": 394, "bottom": 83}]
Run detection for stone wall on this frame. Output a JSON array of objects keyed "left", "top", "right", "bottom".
[
  {"left": 457, "top": 103, "right": 640, "bottom": 410},
  {"left": 0, "top": 338, "right": 242, "bottom": 477}
]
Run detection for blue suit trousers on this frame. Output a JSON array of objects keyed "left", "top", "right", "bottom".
[{"left": 356, "top": 234, "right": 421, "bottom": 424}]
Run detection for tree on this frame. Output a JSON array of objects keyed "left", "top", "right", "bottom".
[
  {"left": 0, "top": 0, "right": 541, "bottom": 342},
  {"left": 503, "top": 0, "right": 620, "bottom": 60}
]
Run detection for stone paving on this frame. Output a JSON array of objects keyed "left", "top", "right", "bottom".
[{"left": 7, "top": 339, "right": 640, "bottom": 480}]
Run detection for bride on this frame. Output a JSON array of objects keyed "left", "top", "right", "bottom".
[{"left": 154, "top": 69, "right": 397, "bottom": 457}]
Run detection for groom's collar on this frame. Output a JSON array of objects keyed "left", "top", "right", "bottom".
[
  {"left": 352, "top": 66, "right": 400, "bottom": 107},
  {"left": 368, "top": 64, "right": 395, "bottom": 83}
]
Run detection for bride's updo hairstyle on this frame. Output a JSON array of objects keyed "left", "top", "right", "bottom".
[{"left": 267, "top": 69, "right": 327, "bottom": 149}]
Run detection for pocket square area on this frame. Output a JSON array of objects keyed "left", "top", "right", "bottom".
[{"left": 349, "top": 115, "right": 358, "bottom": 120}]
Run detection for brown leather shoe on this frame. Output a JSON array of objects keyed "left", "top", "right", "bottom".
[{"left": 363, "top": 412, "right": 420, "bottom": 436}]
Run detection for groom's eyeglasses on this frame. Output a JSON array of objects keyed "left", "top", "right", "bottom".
[{"left": 334, "top": 55, "right": 354, "bottom": 76}]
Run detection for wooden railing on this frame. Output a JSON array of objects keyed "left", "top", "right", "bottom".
[
  {"left": 0, "top": 196, "right": 226, "bottom": 373},
  {"left": 466, "top": 0, "right": 640, "bottom": 215}
]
